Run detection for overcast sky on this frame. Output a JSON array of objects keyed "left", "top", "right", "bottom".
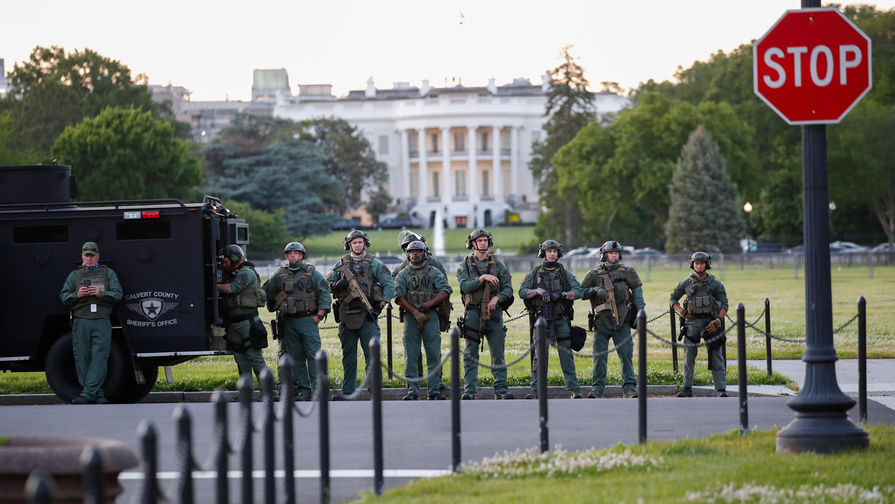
[{"left": 3, "top": 0, "right": 893, "bottom": 101}]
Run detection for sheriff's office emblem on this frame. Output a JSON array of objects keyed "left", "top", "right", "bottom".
[{"left": 126, "top": 297, "right": 178, "bottom": 321}]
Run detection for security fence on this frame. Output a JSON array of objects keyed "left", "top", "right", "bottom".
[{"left": 23, "top": 297, "right": 872, "bottom": 503}]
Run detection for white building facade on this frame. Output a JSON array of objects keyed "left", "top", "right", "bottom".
[{"left": 275, "top": 77, "right": 628, "bottom": 229}]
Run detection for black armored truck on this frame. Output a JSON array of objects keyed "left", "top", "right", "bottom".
[{"left": 0, "top": 165, "right": 249, "bottom": 402}]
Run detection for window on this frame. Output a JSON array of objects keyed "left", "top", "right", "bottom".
[
  {"left": 455, "top": 170, "right": 466, "bottom": 196},
  {"left": 453, "top": 131, "right": 466, "bottom": 153},
  {"left": 430, "top": 133, "right": 439, "bottom": 153},
  {"left": 432, "top": 171, "right": 440, "bottom": 198},
  {"left": 481, "top": 169, "right": 490, "bottom": 196},
  {"left": 480, "top": 131, "right": 489, "bottom": 152},
  {"left": 116, "top": 220, "right": 171, "bottom": 240},
  {"left": 378, "top": 135, "right": 389, "bottom": 155},
  {"left": 13, "top": 225, "right": 68, "bottom": 243}
]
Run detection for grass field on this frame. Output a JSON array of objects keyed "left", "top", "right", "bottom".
[
  {"left": 1, "top": 263, "right": 892, "bottom": 395},
  {"left": 351, "top": 425, "right": 895, "bottom": 504}
]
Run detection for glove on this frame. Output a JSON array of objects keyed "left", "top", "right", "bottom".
[
  {"left": 331, "top": 278, "right": 349, "bottom": 291},
  {"left": 529, "top": 288, "right": 549, "bottom": 302},
  {"left": 412, "top": 311, "right": 430, "bottom": 326},
  {"left": 704, "top": 318, "right": 722, "bottom": 335},
  {"left": 595, "top": 287, "right": 607, "bottom": 300},
  {"left": 550, "top": 291, "right": 565, "bottom": 302},
  {"left": 373, "top": 303, "right": 384, "bottom": 316}
]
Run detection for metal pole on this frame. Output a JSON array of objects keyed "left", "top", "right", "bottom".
[
  {"left": 278, "top": 357, "right": 295, "bottom": 504},
  {"left": 81, "top": 446, "right": 103, "bottom": 504},
  {"left": 670, "top": 309, "right": 679, "bottom": 375},
  {"left": 24, "top": 470, "right": 54, "bottom": 504},
  {"left": 317, "top": 351, "right": 331, "bottom": 504},
  {"left": 858, "top": 297, "right": 867, "bottom": 424},
  {"left": 386, "top": 303, "right": 393, "bottom": 380},
  {"left": 637, "top": 310, "right": 647, "bottom": 444},
  {"left": 238, "top": 375, "right": 254, "bottom": 504},
  {"left": 536, "top": 317, "right": 548, "bottom": 453},
  {"left": 212, "top": 392, "right": 228, "bottom": 504},
  {"left": 260, "top": 370, "right": 275, "bottom": 504},
  {"left": 370, "top": 338, "right": 384, "bottom": 495},
  {"left": 174, "top": 406, "right": 195, "bottom": 504},
  {"left": 776, "top": 117, "right": 868, "bottom": 452},
  {"left": 137, "top": 421, "right": 159, "bottom": 504},
  {"left": 765, "top": 298, "right": 773, "bottom": 376},
  {"left": 737, "top": 304, "right": 748, "bottom": 435},
  {"left": 450, "top": 327, "right": 461, "bottom": 473}
]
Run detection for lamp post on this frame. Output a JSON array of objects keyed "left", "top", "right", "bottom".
[
  {"left": 743, "top": 202, "right": 753, "bottom": 252},
  {"left": 829, "top": 201, "right": 837, "bottom": 237}
]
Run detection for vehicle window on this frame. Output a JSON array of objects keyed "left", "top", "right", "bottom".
[
  {"left": 116, "top": 220, "right": 171, "bottom": 240},
  {"left": 13, "top": 225, "right": 68, "bottom": 243}
]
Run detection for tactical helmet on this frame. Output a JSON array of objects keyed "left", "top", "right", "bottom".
[
  {"left": 222, "top": 244, "right": 244, "bottom": 263},
  {"left": 344, "top": 229, "right": 370, "bottom": 250},
  {"left": 465, "top": 228, "right": 493, "bottom": 250},
  {"left": 537, "top": 240, "right": 564, "bottom": 259},
  {"left": 689, "top": 251, "right": 712, "bottom": 270},
  {"left": 399, "top": 231, "right": 425, "bottom": 251},
  {"left": 284, "top": 241, "right": 306, "bottom": 255},
  {"left": 405, "top": 240, "right": 428, "bottom": 259},
  {"left": 599, "top": 240, "right": 624, "bottom": 262}
]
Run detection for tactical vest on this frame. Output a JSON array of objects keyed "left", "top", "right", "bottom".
[
  {"left": 223, "top": 265, "right": 265, "bottom": 317},
  {"left": 337, "top": 254, "right": 384, "bottom": 303},
  {"left": 276, "top": 265, "right": 318, "bottom": 316},
  {"left": 528, "top": 263, "right": 573, "bottom": 319},
  {"left": 404, "top": 264, "right": 439, "bottom": 307},
  {"left": 462, "top": 255, "right": 497, "bottom": 307},
  {"left": 590, "top": 264, "right": 633, "bottom": 327},
  {"left": 683, "top": 274, "right": 720, "bottom": 317},
  {"left": 72, "top": 266, "right": 113, "bottom": 318}
]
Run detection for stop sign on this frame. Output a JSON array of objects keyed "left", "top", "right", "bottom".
[{"left": 754, "top": 8, "right": 872, "bottom": 125}]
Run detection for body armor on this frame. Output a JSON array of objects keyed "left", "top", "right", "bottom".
[
  {"left": 404, "top": 265, "right": 439, "bottom": 308},
  {"left": 461, "top": 255, "right": 497, "bottom": 307},
  {"left": 72, "top": 266, "right": 112, "bottom": 318},
  {"left": 683, "top": 274, "right": 720, "bottom": 317},
  {"left": 223, "top": 266, "right": 265, "bottom": 316},
  {"left": 336, "top": 253, "right": 383, "bottom": 329},
  {"left": 529, "top": 264, "right": 573, "bottom": 319},
  {"left": 591, "top": 265, "right": 633, "bottom": 327},
  {"left": 275, "top": 265, "right": 318, "bottom": 316}
]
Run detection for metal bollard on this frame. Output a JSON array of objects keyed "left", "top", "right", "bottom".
[
  {"left": 386, "top": 303, "right": 394, "bottom": 380},
  {"left": 858, "top": 296, "right": 867, "bottom": 424},
  {"left": 238, "top": 375, "right": 254, "bottom": 504},
  {"left": 765, "top": 298, "right": 773, "bottom": 376},
  {"left": 737, "top": 303, "right": 749, "bottom": 435},
  {"left": 137, "top": 421, "right": 159, "bottom": 504},
  {"left": 278, "top": 356, "right": 296, "bottom": 504},
  {"left": 173, "top": 406, "right": 195, "bottom": 504},
  {"left": 81, "top": 446, "right": 103, "bottom": 504},
  {"left": 535, "top": 317, "right": 549, "bottom": 453},
  {"left": 370, "top": 337, "right": 384, "bottom": 495},
  {"left": 260, "top": 369, "right": 276, "bottom": 504},
  {"left": 450, "top": 327, "right": 461, "bottom": 473},
  {"left": 317, "top": 351, "right": 332, "bottom": 504},
  {"left": 211, "top": 391, "right": 229, "bottom": 504},
  {"left": 670, "top": 309, "right": 679, "bottom": 375},
  {"left": 637, "top": 310, "right": 647, "bottom": 444},
  {"left": 25, "top": 470, "right": 54, "bottom": 504}
]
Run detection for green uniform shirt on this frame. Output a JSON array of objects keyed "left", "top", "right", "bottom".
[
  {"left": 395, "top": 260, "right": 453, "bottom": 309},
  {"left": 60, "top": 265, "right": 123, "bottom": 319},
  {"left": 669, "top": 272, "right": 729, "bottom": 312},
  {"left": 326, "top": 253, "right": 396, "bottom": 302},
  {"left": 263, "top": 262, "right": 332, "bottom": 313},
  {"left": 518, "top": 262, "right": 582, "bottom": 319},
  {"left": 457, "top": 254, "right": 513, "bottom": 307},
  {"left": 223, "top": 266, "right": 259, "bottom": 318}
]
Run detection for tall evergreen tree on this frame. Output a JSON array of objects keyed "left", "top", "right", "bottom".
[{"left": 665, "top": 126, "right": 743, "bottom": 253}]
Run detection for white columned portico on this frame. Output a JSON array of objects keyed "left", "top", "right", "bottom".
[
  {"left": 510, "top": 125, "right": 520, "bottom": 200},
  {"left": 440, "top": 127, "right": 451, "bottom": 215},
  {"left": 417, "top": 127, "right": 427, "bottom": 206},
  {"left": 400, "top": 129, "right": 411, "bottom": 206},
  {"left": 492, "top": 125, "right": 502, "bottom": 202},
  {"left": 467, "top": 125, "right": 479, "bottom": 226}
]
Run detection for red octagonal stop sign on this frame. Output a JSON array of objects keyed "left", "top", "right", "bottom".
[{"left": 754, "top": 8, "right": 872, "bottom": 125}]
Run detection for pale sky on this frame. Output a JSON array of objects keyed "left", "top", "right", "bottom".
[{"left": 3, "top": 0, "right": 894, "bottom": 101}]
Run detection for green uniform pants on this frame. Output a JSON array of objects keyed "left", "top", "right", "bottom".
[
  {"left": 530, "top": 317, "right": 579, "bottom": 392},
  {"left": 339, "top": 317, "right": 381, "bottom": 394},
  {"left": 282, "top": 315, "right": 321, "bottom": 400},
  {"left": 462, "top": 309, "right": 507, "bottom": 395},
  {"left": 683, "top": 318, "right": 727, "bottom": 390},
  {"left": 227, "top": 320, "right": 268, "bottom": 383},
  {"left": 71, "top": 318, "right": 112, "bottom": 401},
  {"left": 592, "top": 320, "right": 636, "bottom": 394},
  {"left": 403, "top": 309, "right": 443, "bottom": 398}
]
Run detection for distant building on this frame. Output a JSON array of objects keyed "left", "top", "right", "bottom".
[{"left": 0, "top": 59, "right": 8, "bottom": 97}]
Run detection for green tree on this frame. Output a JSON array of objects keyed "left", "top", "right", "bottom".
[
  {"left": 51, "top": 107, "right": 202, "bottom": 201},
  {"left": 531, "top": 45, "right": 595, "bottom": 245},
  {"left": 665, "top": 126, "right": 743, "bottom": 253},
  {"left": 223, "top": 200, "right": 291, "bottom": 254},
  {"left": 0, "top": 113, "right": 40, "bottom": 165}
]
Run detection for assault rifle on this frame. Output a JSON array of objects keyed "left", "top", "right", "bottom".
[
  {"left": 334, "top": 263, "right": 378, "bottom": 320},
  {"left": 596, "top": 273, "right": 620, "bottom": 329},
  {"left": 479, "top": 278, "right": 492, "bottom": 335}
]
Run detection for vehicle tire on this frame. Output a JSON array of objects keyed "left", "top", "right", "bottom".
[
  {"left": 114, "top": 363, "right": 159, "bottom": 403},
  {"left": 45, "top": 333, "right": 131, "bottom": 403}
]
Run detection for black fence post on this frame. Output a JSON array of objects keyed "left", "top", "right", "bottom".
[
  {"left": 238, "top": 375, "right": 254, "bottom": 504},
  {"left": 80, "top": 446, "right": 103, "bottom": 504},
  {"left": 137, "top": 421, "right": 159, "bottom": 504},
  {"left": 386, "top": 303, "right": 394, "bottom": 380},
  {"left": 670, "top": 309, "right": 679, "bottom": 375},
  {"left": 765, "top": 298, "right": 773, "bottom": 376},
  {"left": 737, "top": 303, "right": 749, "bottom": 435},
  {"left": 370, "top": 337, "right": 384, "bottom": 496},
  {"left": 858, "top": 296, "right": 867, "bottom": 424},
  {"left": 278, "top": 356, "right": 295, "bottom": 504},
  {"left": 260, "top": 369, "right": 276, "bottom": 504},
  {"left": 211, "top": 392, "right": 228, "bottom": 504},
  {"left": 638, "top": 310, "right": 647, "bottom": 444},
  {"left": 25, "top": 470, "right": 54, "bottom": 504},
  {"left": 535, "top": 317, "right": 548, "bottom": 453},
  {"left": 450, "top": 327, "right": 461, "bottom": 473},
  {"left": 317, "top": 351, "right": 332, "bottom": 504},
  {"left": 173, "top": 406, "right": 195, "bottom": 504}
]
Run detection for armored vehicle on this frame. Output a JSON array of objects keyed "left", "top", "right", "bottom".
[{"left": 0, "top": 165, "right": 248, "bottom": 402}]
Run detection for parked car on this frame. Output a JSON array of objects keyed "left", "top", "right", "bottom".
[
  {"left": 377, "top": 217, "right": 414, "bottom": 230},
  {"left": 564, "top": 247, "right": 592, "bottom": 257},
  {"left": 871, "top": 242, "right": 895, "bottom": 253},
  {"left": 377, "top": 255, "right": 403, "bottom": 266},
  {"left": 331, "top": 218, "right": 361, "bottom": 231},
  {"left": 830, "top": 241, "right": 868, "bottom": 254},
  {"left": 631, "top": 247, "right": 666, "bottom": 260}
]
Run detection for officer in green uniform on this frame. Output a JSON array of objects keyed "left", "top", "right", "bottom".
[
  {"left": 263, "top": 242, "right": 331, "bottom": 401},
  {"left": 580, "top": 240, "right": 645, "bottom": 398},
  {"left": 327, "top": 230, "right": 396, "bottom": 397},
  {"left": 217, "top": 244, "right": 268, "bottom": 383},
  {"left": 457, "top": 229, "right": 515, "bottom": 400},
  {"left": 519, "top": 240, "right": 582, "bottom": 399},
  {"left": 59, "top": 241, "right": 123, "bottom": 404},
  {"left": 394, "top": 240, "right": 452, "bottom": 400},
  {"left": 670, "top": 251, "right": 729, "bottom": 397},
  {"left": 392, "top": 230, "right": 447, "bottom": 277}
]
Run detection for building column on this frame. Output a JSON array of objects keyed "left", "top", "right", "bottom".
[
  {"left": 441, "top": 126, "right": 451, "bottom": 207},
  {"left": 510, "top": 125, "right": 520, "bottom": 201},
  {"left": 400, "top": 129, "right": 411, "bottom": 208},
  {"left": 417, "top": 127, "right": 427, "bottom": 206},
  {"left": 492, "top": 125, "right": 503, "bottom": 202},
  {"left": 467, "top": 125, "right": 479, "bottom": 226}
]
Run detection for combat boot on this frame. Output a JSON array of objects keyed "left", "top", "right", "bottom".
[
  {"left": 717, "top": 390, "right": 728, "bottom": 397},
  {"left": 677, "top": 387, "right": 693, "bottom": 398}
]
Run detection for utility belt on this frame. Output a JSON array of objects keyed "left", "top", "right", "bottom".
[
  {"left": 687, "top": 314, "right": 715, "bottom": 320},
  {"left": 282, "top": 310, "right": 316, "bottom": 318},
  {"left": 226, "top": 311, "right": 258, "bottom": 324}
]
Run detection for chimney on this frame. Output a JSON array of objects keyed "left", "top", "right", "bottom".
[
  {"left": 542, "top": 71, "right": 551, "bottom": 92},
  {"left": 420, "top": 79, "right": 430, "bottom": 96},
  {"left": 487, "top": 78, "right": 497, "bottom": 94},
  {"left": 365, "top": 77, "right": 376, "bottom": 98}
]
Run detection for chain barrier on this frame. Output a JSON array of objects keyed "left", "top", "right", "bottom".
[
  {"left": 748, "top": 324, "right": 806, "bottom": 344},
  {"left": 503, "top": 308, "right": 530, "bottom": 323},
  {"left": 833, "top": 313, "right": 859, "bottom": 334},
  {"left": 556, "top": 331, "right": 636, "bottom": 359},
  {"left": 725, "top": 306, "right": 766, "bottom": 329},
  {"left": 381, "top": 352, "right": 452, "bottom": 384},
  {"left": 330, "top": 363, "right": 374, "bottom": 401},
  {"left": 462, "top": 339, "right": 538, "bottom": 371},
  {"left": 646, "top": 309, "right": 670, "bottom": 325},
  {"left": 645, "top": 323, "right": 735, "bottom": 349}
]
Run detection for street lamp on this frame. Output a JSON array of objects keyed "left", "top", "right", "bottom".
[
  {"left": 743, "top": 202, "right": 753, "bottom": 251},
  {"left": 829, "top": 201, "right": 837, "bottom": 236}
]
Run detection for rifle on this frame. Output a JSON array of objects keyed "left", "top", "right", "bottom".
[
  {"left": 334, "top": 263, "right": 378, "bottom": 320},
  {"left": 479, "top": 278, "right": 492, "bottom": 335},
  {"left": 596, "top": 272, "right": 620, "bottom": 329}
]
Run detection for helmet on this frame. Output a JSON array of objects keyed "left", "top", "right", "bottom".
[
  {"left": 537, "top": 240, "right": 564, "bottom": 259},
  {"left": 344, "top": 229, "right": 370, "bottom": 250},
  {"left": 689, "top": 251, "right": 712, "bottom": 270},
  {"left": 399, "top": 231, "right": 425, "bottom": 251},
  {"left": 284, "top": 241, "right": 306, "bottom": 255},
  {"left": 465, "top": 229, "right": 493, "bottom": 250},
  {"left": 599, "top": 240, "right": 624, "bottom": 262},
  {"left": 221, "top": 244, "right": 244, "bottom": 263},
  {"left": 405, "top": 240, "right": 428, "bottom": 260}
]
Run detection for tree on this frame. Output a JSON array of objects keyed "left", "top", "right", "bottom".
[
  {"left": 51, "top": 107, "right": 202, "bottom": 201},
  {"left": 223, "top": 200, "right": 292, "bottom": 255},
  {"left": 531, "top": 45, "right": 595, "bottom": 245},
  {"left": 0, "top": 113, "right": 40, "bottom": 165},
  {"left": 205, "top": 139, "right": 342, "bottom": 237},
  {"left": 665, "top": 126, "right": 743, "bottom": 253}
]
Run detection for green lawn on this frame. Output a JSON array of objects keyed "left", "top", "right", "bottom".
[
  {"left": 352, "top": 425, "right": 895, "bottom": 504},
  {"left": 1, "top": 264, "right": 892, "bottom": 395}
]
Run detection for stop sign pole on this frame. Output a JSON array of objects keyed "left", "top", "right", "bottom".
[{"left": 755, "top": 1, "right": 869, "bottom": 453}]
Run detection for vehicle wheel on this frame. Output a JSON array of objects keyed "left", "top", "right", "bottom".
[
  {"left": 45, "top": 333, "right": 131, "bottom": 403},
  {"left": 114, "top": 363, "right": 159, "bottom": 403}
]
